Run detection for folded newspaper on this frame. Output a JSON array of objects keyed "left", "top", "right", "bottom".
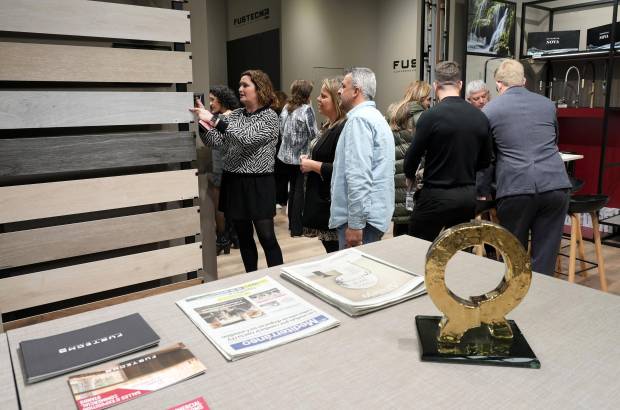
[
  {"left": 176, "top": 276, "right": 340, "bottom": 361},
  {"left": 281, "top": 249, "right": 425, "bottom": 316}
]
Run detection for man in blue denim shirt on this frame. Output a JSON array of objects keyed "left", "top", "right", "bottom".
[{"left": 329, "top": 67, "right": 395, "bottom": 249}]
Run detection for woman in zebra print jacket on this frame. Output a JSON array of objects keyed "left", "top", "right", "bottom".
[{"left": 191, "top": 69, "right": 283, "bottom": 272}]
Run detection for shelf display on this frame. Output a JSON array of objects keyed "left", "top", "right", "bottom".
[{"left": 526, "top": 30, "right": 580, "bottom": 56}]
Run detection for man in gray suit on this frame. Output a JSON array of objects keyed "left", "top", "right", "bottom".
[{"left": 483, "top": 59, "right": 571, "bottom": 276}]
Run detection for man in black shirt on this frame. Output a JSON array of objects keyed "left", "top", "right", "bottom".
[{"left": 404, "top": 61, "right": 492, "bottom": 241}]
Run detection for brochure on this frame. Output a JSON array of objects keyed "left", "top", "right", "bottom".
[
  {"left": 68, "top": 342, "right": 205, "bottom": 410},
  {"left": 176, "top": 276, "right": 340, "bottom": 360},
  {"left": 20, "top": 313, "right": 160, "bottom": 383},
  {"left": 281, "top": 248, "right": 425, "bottom": 316}
]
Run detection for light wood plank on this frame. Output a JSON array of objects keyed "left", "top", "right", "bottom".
[
  {"left": 0, "top": 0, "right": 190, "bottom": 42},
  {"left": 0, "top": 91, "right": 194, "bottom": 129},
  {"left": 2, "top": 278, "right": 204, "bottom": 331},
  {"left": 0, "top": 242, "right": 202, "bottom": 313},
  {"left": 0, "top": 131, "right": 196, "bottom": 177},
  {"left": 0, "top": 42, "right": 192, "bottom": 83},
  {"left": 0, "top": 207, "right": 200, "bottom": 269},
  {"left": 0, "top": 169, "right": 198, "bottom": 223}
]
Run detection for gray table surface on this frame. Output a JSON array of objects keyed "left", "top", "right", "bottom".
[
  {"left": 0, "top": 332, "right": 19, "bottom": 410},
  {"left": 7, "top": 235, "right": 620, "bottom": 409}
]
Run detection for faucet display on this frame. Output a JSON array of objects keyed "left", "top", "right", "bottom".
[
  {"left": 561, "top": 65, "right": 581, "bottom": 108},
  {"left": 582, "top": 61, "right": 596, "bottom": 108}
]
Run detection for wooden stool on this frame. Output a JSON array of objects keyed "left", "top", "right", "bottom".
[
  {"left": 556, "top": 195, "right": 608, "bottom": 292},
  {"left": 474, "top": 199, "right": 498, "bottom": 257}
]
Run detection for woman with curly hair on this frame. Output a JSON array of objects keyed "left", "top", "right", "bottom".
[
  {"left": 206, "top": 85, "right": 240, "bottom": 255},
  {"left": 191, "top": 70, "right": 283, "bottom": 272}
]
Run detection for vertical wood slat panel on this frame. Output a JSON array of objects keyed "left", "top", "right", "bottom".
[
  {"left": 0, "top": 242, "right": 203, "bottom": 313},
  {"left": 0, "top": 42, "right": 192, "bottom": 83},
  {"left": 0, "top": 91, "right": 194, "bottom": 129},
  {"left": 0, "top": 0, "right": 190, "bottom": 42},
  {"left": 0, "top": 131, "right": 197, "bottom": 177},
  {"left": 0, "top": 206, "right": 201, "bottom": 269},
  {"left": 0, "top": 169, "right": 198, "bottom": 223}
]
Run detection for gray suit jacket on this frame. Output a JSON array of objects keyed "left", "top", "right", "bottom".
[{"left": 482, "top": 86, "right": 571, "bottom": 199}]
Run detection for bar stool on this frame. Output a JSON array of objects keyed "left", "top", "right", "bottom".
[
  {"left": 474, "top": 199, "right": 498, "bottom": 257},
  {"left": 556, "top": 194, "right": 608, "bottom": 292}
]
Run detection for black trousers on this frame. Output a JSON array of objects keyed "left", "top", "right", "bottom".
[
  {"left": 282, "top": 163, "right": 304, "bottom": 236},
  {"left": 408, "top": 186, "right": 476, "bottom": 242},
  {"left": 496, "top": 189, "right": 569, "bottom": 276}
]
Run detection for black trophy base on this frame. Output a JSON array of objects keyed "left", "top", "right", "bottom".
[{"left": 415, "top": 315, "right": 540, "bottom": 369}]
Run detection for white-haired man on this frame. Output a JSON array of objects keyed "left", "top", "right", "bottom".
[
  {"left": 483, "top": 59, "right": 571, "bottom": 276},
  {"left": 466, "top": 79, "right": 491, "bottom": 109},
  {"left": 329, "top": 67, "right": 395, "bottom": 249}
]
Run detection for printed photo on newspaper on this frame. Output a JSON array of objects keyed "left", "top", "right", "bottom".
[
  {"left": 68, "top": 343, "right": 205, "bottom": 410},
  {"left": 281, "top": 248, "right": 425, "bottom": 316},
  {"left": 176, "top": 276, "right": 340, "bottom": 361}
]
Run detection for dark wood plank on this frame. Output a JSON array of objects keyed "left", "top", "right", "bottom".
[
  {"left": 0, "top": 206, "right": 200, "bottom": 269},
  {"left": 2, "top": 278, "right": 204, "bottom": 331},
  {"left": 0, "top": 131, "right": 196, "bottom": 177}
]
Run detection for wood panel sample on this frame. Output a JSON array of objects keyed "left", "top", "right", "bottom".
[
  {"left": 0, "top": 242, "right": 202, "bottom": 313},
  {"left": 0, "top": 0, "right": 190, "bottom": 42},
  {"left": 0, "top": 42, "right": 192, "bottom": 83},
  {"left": 0, "top": 131, "right": 196, "bottom": 177},
  {"left": 2, "top": 278, "right": 204, "bottom": 331},
  {"left": 0, "top": 206, "right": 200, "bottom": 269},
  {"left": 0, "top": 91, "right": 194, "bottom": 129},
  {"left": 0, "top": 169, "right": 198, "bottom": 223}
]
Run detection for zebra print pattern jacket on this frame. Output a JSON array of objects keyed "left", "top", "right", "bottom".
[{"left": 199, "top": 106, "right": 279, "bottom": 174}]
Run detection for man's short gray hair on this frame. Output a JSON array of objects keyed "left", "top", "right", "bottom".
[
  {"left": 466, "top": 80, "right": 489, "bottom": 99},
  {"left": 346, "top": 67, "right": 376, "bottom": 101}
]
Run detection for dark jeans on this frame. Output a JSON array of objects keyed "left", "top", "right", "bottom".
[
  {"left": 408, "top": 185, "right": 476, "bottom": 242},
  {"left": 321, "top": 240, "right": 340, "bottom": 253},
  {"left": 282, "top": 163, "right": 304, "bottom": 236},
  {"left": 496, "top": 189, "right": 569, "bottom": 276},
  {"left": 275, "top": 157, "right": 289, "bottom": 206},
  {"left": 233, "top": 218, "right": 283, "bottom": 273},
  {"left": 392, "top": 223, "right": 409, "bottom": 237}
]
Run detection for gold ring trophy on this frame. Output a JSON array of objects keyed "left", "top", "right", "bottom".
[{"left": 415, "top": 220, "right": 540, "bottom": 368}]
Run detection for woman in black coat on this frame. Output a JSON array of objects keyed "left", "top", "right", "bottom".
[{"left": 299, "top": 77, "right": 346, "bottom": 253}]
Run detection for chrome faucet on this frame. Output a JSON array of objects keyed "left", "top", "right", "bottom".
[{"left": 562, "top": 66, "right": 581, "bottom": 108}]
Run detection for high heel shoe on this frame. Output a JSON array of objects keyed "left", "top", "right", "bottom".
[{"left": 216, "top": 234, "right": 231, "bottom": 255}]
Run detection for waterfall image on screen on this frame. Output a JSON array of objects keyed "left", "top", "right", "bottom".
[{"left": 467, "top": 0, "right": 516, "bottom": 56}]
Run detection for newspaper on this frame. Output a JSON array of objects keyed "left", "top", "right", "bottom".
[
  {"left": 176, "top": 276, "right": 340, "bottom": 361},
  {"left": 281, "top": 249, "right": 425, "bottom": 316},
  {"left": 68, "top": 343, "right": 205, "bottom": 410}
]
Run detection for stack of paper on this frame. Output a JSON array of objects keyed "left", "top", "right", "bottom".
[
  {"left": 281, "top": 249, "right": 425, "bottom": 316},
  {"left": 20, "top": 313, "right": 160, "bottom": 384},
  {"left": 176, "top": 276, "right": 340, "bottom": 361}
]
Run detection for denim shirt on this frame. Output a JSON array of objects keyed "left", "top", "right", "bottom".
[{"left": 329, "top": 101, "right": 395, "bottom": 232}]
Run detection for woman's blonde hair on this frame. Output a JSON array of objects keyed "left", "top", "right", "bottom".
[
  {"left": 387, "top": 80, "right": 431, "bottom": 131},
  {"left": 320, "top": 77, "right": 346, "bottom": 129}
]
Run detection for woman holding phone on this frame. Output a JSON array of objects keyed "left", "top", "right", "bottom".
[{"left": 191, "top": 70, "right": 283, "bottom": 272}]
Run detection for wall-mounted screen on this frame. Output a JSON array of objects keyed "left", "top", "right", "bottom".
[{"left": 467, "top": 0, "right": 516, "bottom": 57}]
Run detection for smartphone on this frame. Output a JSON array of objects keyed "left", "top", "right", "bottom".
[{"left": 194, "top": 93, "right": 205, "bottom": 108}]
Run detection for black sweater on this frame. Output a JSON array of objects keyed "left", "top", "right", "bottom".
[{"left": 403, "top": 96, "right": 492, "bottom": 188}]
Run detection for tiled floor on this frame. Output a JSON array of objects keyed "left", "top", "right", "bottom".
[{"left": 216, "top": 211, "right": 620, "bottom": 296}]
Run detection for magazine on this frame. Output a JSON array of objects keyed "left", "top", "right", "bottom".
[
  {"left": 176, "top": 276, "right": 340, "bottom": 360},
  {"left": 68, "top": 343, "right": 205, "bottom": 410},
  {"left": 281, "top": 249, "right": 425, "bottom": 316},
  {"left": 20, "top": 313, "right": 160, "bottom": 384}
]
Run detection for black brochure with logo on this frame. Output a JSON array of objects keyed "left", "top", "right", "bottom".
[
  {"left": 19, "top": 313, "right": 160, "bottom": 384},
  {"left": 526, "top": 30, "right": 580, "bottom": 55},
  {"left": 587, "top": 22, "right": 620, "bottom": 50}
]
